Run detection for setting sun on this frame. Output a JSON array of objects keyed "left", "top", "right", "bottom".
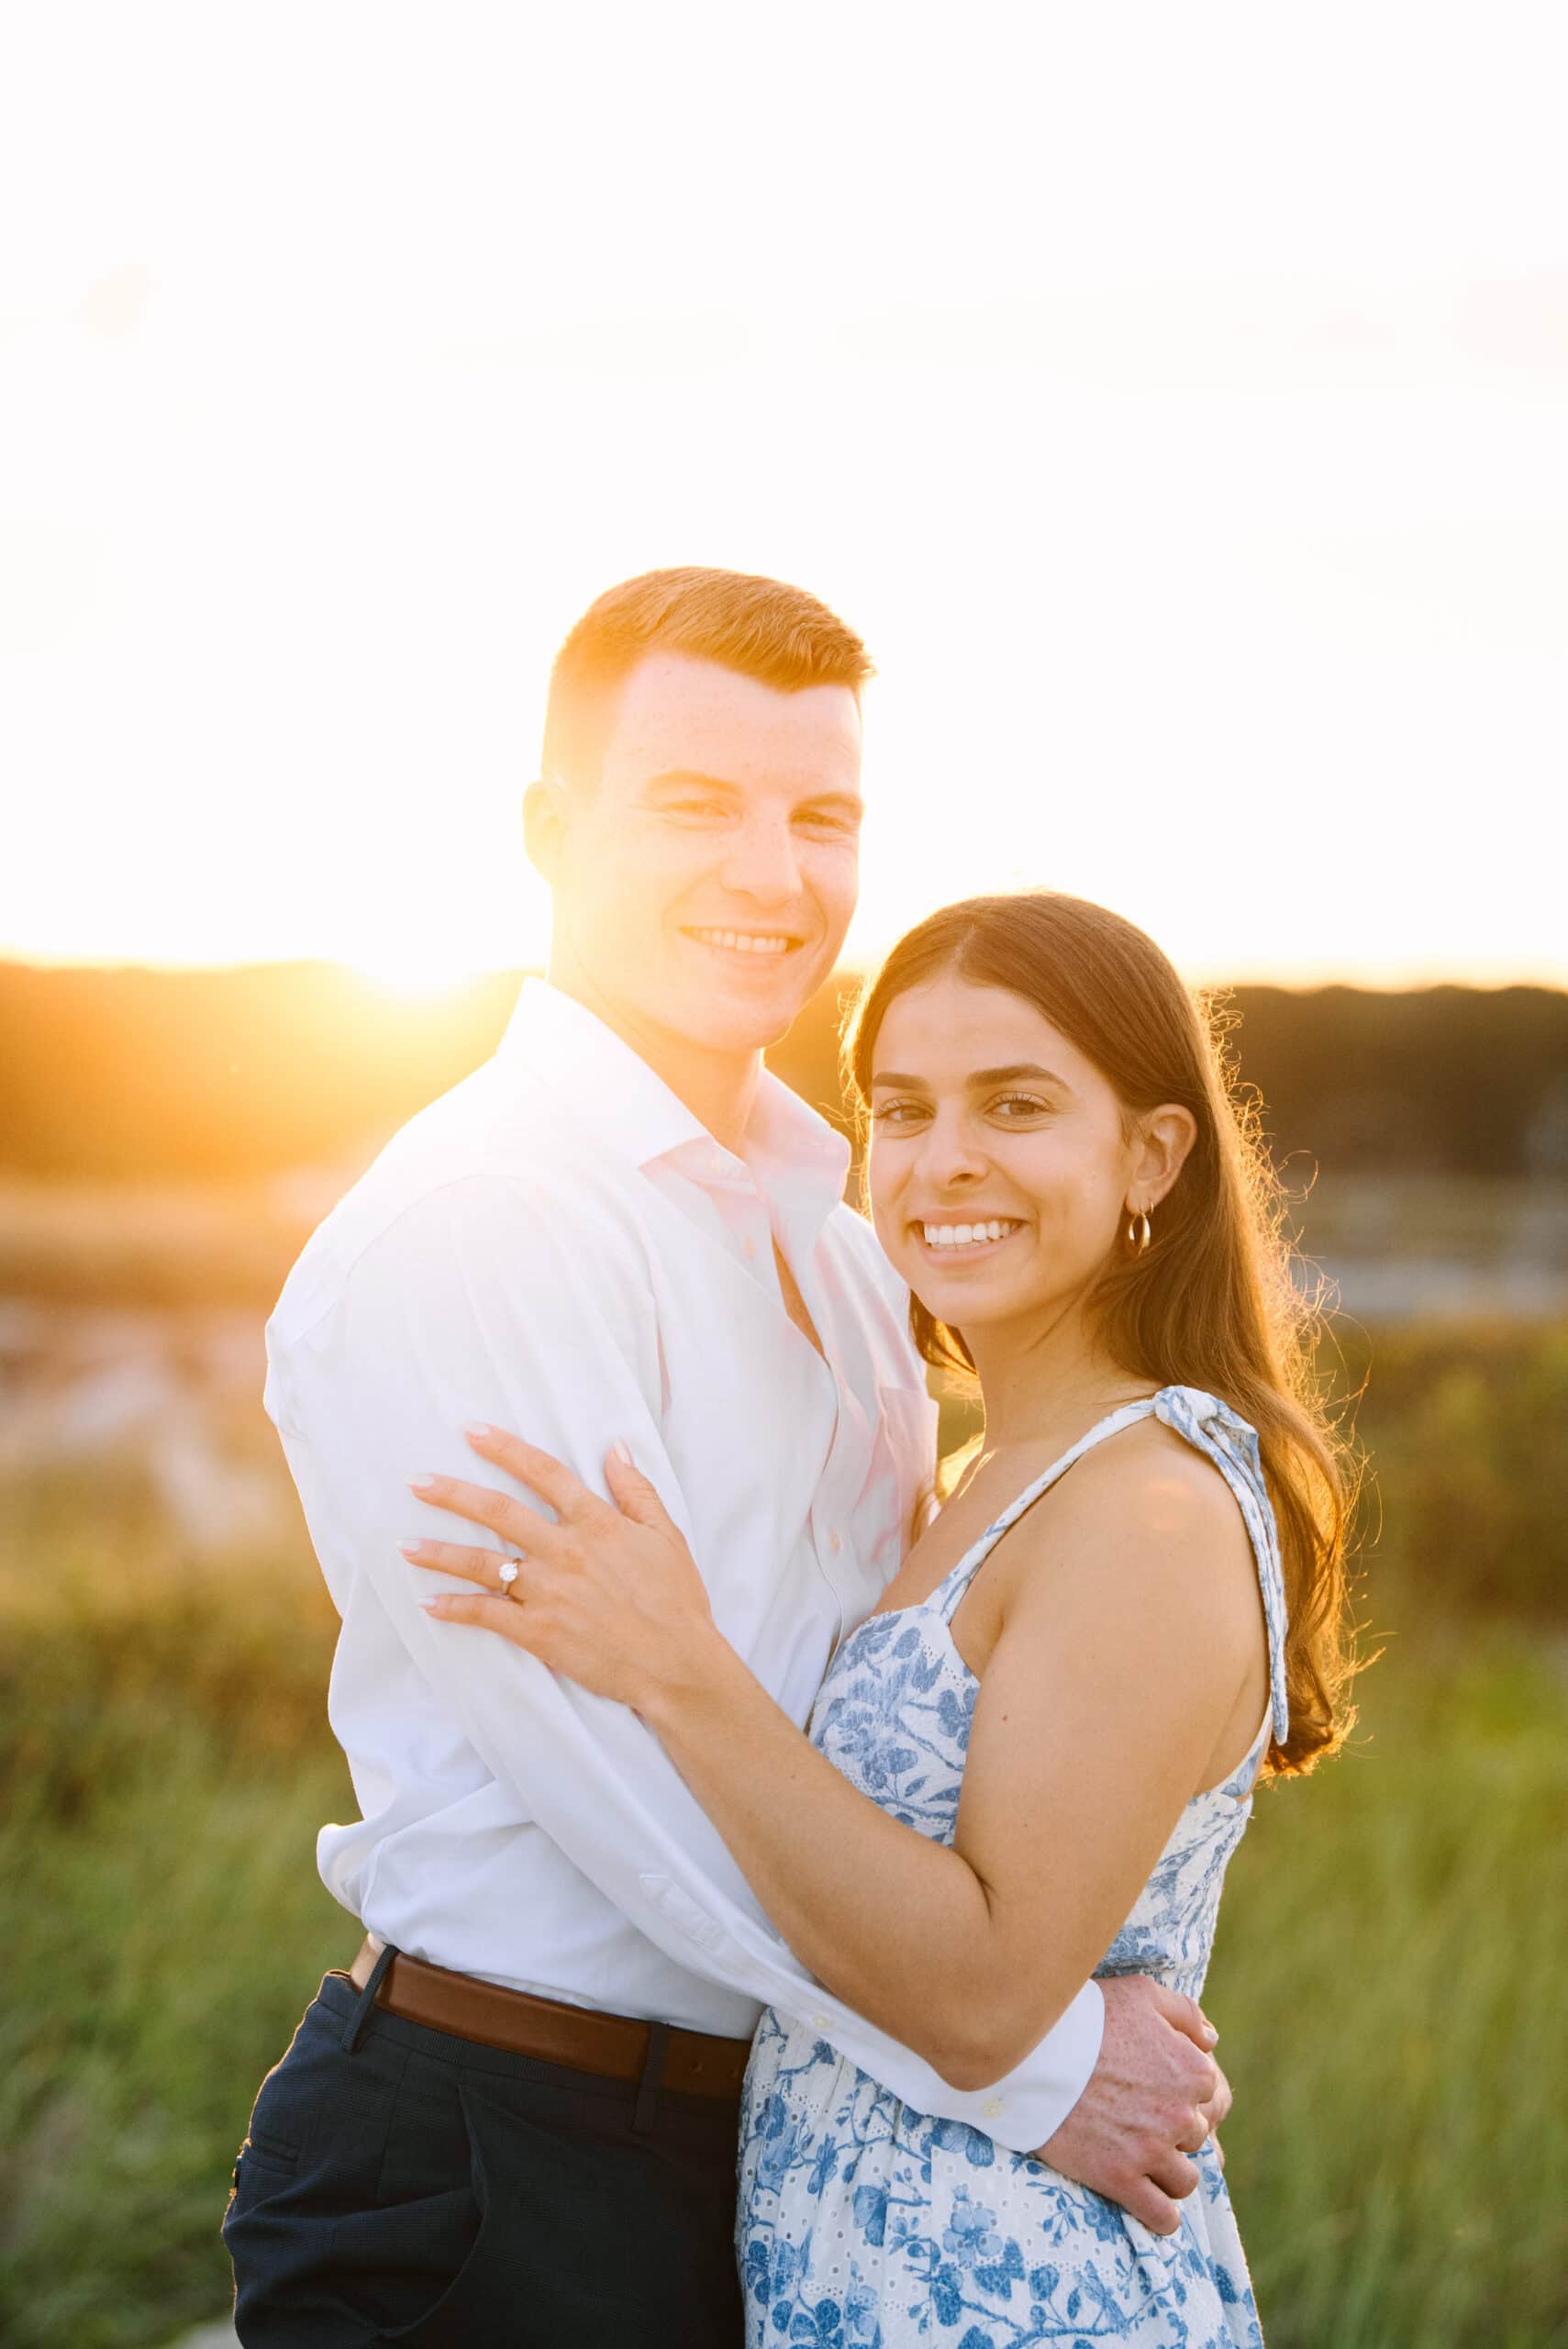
[
  {"left": 5, "top": 17, "right": 1568, "bottom": 992},
  {"left": 345, "top": 945, "right": 503, "bottom": 999}
]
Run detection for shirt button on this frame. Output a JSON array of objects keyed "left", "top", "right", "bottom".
[
  {"left": 983, "top": 2095, "right": 1005, "bottom": 2121},
  {"left": 829, "top": 1531, "right": 842, "bottom": 1554},
  {"left": 813, "top": 2012, "right": 832, "bottom": 2029}
]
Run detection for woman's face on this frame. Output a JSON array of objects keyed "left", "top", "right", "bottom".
[{"left": 866, "top": 972, "right": 1149, "bottom": 1352}]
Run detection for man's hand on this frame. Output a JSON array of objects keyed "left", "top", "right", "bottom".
[{"left": 1033, "top": 1976, "right": 1229, "bottom": 2234}]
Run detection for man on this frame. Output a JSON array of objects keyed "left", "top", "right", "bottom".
[{"left": 226, "top": 569, "right": 1227, "bottom": 2346}]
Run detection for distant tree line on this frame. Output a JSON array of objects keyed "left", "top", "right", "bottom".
[{"left": 3, "top": 961, "right": 1567, "bottom": 1186}]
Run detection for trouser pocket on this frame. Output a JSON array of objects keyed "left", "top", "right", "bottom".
[{"left": 224, "top": 2000, "right": 478, "bottom": 2348}]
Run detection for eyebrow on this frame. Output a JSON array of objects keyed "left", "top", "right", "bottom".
[
  {"left": 640, "top": 770, "right": 864, "bottom": 814},
  {"left": 871, "top": 1063, "right": 1072, "bottom": 1091},
  {"left": 641, "top": 769, "right": 740, "bottom": 795}
]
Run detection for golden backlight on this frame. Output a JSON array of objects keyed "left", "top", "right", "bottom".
[{"left": 3, "top": 16, "right": 1566, "bottom": 990}]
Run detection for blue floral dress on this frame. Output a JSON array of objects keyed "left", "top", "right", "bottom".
[{"left": 737, "top": 1385, "right": 1288, "bottom": 2347}]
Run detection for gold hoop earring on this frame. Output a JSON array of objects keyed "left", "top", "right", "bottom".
[{"left": 1124, "top": 1208, "right": 1152, "bottom": 1257}]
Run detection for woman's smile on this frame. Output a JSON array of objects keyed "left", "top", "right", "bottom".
[
  {"left": 912, "top": 1216, "right": 1029, "bottom": 1263},
  {"left": 866, "top": 972, "right": 1144, "bottom": 1352}
]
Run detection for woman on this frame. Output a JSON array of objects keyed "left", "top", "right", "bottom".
[{"left": 407, "top": 892, "right": 1356, "bottom": 2345}]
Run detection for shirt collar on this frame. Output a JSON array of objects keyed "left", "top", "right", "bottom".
[{"left": 497, "top": 978, "right": 852, "bottom": 1208}]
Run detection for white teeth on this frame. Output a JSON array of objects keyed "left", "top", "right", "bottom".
[
  {"left": 690, "top": 929, "right": 792, "bottom": 956},
  {"left": 920, "top": 1219, "right": 1020, "bottom": 1250}
]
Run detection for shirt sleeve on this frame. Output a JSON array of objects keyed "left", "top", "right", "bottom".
[{"left": 267, "top": 1170, "right": 1105, "bottom": 2151}]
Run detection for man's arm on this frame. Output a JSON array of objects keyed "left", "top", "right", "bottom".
[{"left": 268, "top": 1171, "right": 1106, "bottom": 2151}]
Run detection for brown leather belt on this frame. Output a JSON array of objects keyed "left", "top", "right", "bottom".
[{"left": 347, "top": 1937, "right": 750, "bottom": 2102}]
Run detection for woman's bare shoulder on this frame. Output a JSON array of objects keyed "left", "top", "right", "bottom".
[{"left": 1005, "top": 1409, "right": 1260, "bottom": 1643}]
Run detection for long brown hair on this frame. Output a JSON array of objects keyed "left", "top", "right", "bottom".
[{"left": 844, "top": 891, "right": 1360, "bottom": 1778}]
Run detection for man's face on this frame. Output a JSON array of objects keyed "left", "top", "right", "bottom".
[{"left": 542, "top": 651, "right": 864, "bottom": 1058}]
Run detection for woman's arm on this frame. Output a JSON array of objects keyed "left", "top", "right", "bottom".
[{"left": 413, "top": 1419, "right": 1261, "bottom": 2088}]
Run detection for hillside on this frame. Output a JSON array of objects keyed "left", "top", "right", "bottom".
[{"left": 4, "top": 962, "right": 1567, "bottom": 1185}]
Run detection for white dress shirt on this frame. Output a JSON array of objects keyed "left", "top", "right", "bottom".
[{"left": 264, "top": 978, "right": 1105, "bottom": 2150}]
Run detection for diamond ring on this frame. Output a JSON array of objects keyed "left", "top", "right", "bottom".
[{"left": 497, "top": 1557, "right": 522, "bottom": 1592}]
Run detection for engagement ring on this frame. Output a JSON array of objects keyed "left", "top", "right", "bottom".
[{"left": 497, "top": 1557, "right": 521, "bottom": 1591}]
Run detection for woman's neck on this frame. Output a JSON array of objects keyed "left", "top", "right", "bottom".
[{"left": 966, "top": 1308, "right": 1152, "bottom": 1460}]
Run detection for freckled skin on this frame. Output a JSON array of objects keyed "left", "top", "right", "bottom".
[{"left": 530, "top": 653, "right": 865, "bottom": 1102}]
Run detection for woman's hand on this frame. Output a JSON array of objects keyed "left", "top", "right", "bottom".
[{"left": 403, "top": 1426, "right": 725, "bottom": 1712}]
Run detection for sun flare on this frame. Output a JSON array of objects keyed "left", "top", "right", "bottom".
[{"left": 346, "top": 941, "right": 495, "bottom": 998}]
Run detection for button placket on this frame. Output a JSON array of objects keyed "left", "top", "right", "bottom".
[{"left": 813, "top": 1446, "right": 870, "bottom": 1633}]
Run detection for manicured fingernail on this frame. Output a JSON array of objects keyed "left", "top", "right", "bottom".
[
  {"left": 465, "top": 1423, "right": 495, "bottom": 1441},
  {"left": 612, "top": 1440, "right": 632, "bottom": 1464},
  {"left": 1201, "top": 2022, "right": 1218, "bottom": 2047},
  {"left": 397, "top": 1541, "right": 421, "bottom": 1559},
  {"left": 408, "top": 1474, "right": 437, "bottom": 1491},
  {"left": 420, "top": 1600, "right": 443, "bottom": 1615}
]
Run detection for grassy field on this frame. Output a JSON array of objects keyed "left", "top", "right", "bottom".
[
  {"left": 2, "top": 1329, "right": 1565, "bottom": 2347},
  {"left": 1207, "top": 1626, "right": 1567, "bottom": 2347}
]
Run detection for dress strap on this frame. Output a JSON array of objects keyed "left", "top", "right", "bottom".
[
  {"left": 1151, "top": 1386, "right": 1291, "bottom": 1746},
  {"left": 934, "top": 1394, "right": 1162, "bottom": 1624}
]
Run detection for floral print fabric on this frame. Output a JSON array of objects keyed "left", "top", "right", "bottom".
[{"left": 737, "top": 1386, "right": 1284, "bottom": 2346}]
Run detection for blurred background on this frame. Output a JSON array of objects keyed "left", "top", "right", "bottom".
[{"left": 3, "top": 7, "right": 1565, "bottom": 2345}]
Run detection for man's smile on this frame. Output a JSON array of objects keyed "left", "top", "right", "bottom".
[{"left": 680, "top": 925, "right": 803, "bottom": 959}]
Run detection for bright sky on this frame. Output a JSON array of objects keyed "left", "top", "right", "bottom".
[{"left": 4, "top": 5, "right": 1566, "bottom": 989}]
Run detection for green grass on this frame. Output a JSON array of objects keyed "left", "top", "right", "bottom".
[
  {"left": 1206, "top": 1625, "right": 1568, "bottom": 2347},
  {"left": 3, "top": 1329, "right": 1566, "bottom": 2346},
  {"left": 0, "top": 1738, "right": 349, "bottom": 2346},
  {"left": 1332, "top": 1318, "right": 1568, "bottom": 1615},
  {"left": 0, "top": 1480, "right": 350, "bottom": 2349}
]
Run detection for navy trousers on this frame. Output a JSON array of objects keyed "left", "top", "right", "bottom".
[{"left": 223, "top": 1965, "right": 747, "bottom": 2347}]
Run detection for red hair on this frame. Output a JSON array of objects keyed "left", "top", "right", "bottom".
[{"left": 542, "top": 567, "right": 873, "bottom": 789}]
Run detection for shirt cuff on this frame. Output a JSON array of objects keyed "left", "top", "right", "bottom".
[{"left": 940, "top": 1978, "right": 1107, "bottom": 2154}]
